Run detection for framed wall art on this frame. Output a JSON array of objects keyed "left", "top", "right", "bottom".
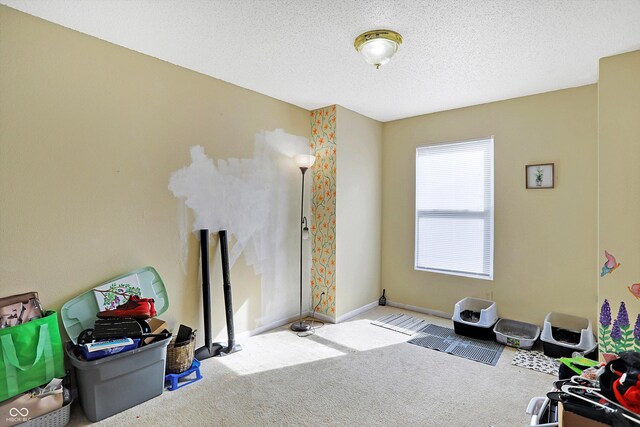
[{"left": 525, "top": 163, "right": 554, "bottom": 189}]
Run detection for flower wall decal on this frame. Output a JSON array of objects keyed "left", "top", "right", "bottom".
[
  {"left": 599, "top": 299, "right": 612, "bottom": 354},
  {"left": 599, "top": 299, "right": 639, "bottom": 355}
]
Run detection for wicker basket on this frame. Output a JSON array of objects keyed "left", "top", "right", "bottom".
[
  {"left": 24, "top": 400, "right": 72, "bottom": 427},
  {"left": 166, "top": 334, "right": 195, "bottom": 374}
]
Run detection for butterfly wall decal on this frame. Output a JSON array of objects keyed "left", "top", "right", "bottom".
[
  {"left": 600, "top": 250, "right": 620, "bottom": 277},
  {"left": 628, "top": 283, "right": 640, "bottom": 301}
]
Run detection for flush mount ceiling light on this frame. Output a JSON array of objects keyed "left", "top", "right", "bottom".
[{"left": 354, "top": 29, "right": 403, "bottom": 69}]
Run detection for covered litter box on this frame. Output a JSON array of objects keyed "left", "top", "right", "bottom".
[
  {"left": 452, "top": 297, "right": 498, "bottom": 340},
  {"left": 493, "top": 318, "right": 540, "bottom": 349},
  {"left": 61, "top": 267, "right": 172, "bottom": 422},
  {"left": 540, "top": 312, "right": 596, "bottom": 358}
]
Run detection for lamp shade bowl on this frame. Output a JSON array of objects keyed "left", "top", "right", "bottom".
[{"left": 294, "top": 154, "right": 316, "bottom": 169}]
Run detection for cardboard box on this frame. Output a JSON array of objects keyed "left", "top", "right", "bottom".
[
  {"left": 145, "top": 317, "right": 168, "bottom": 344},
  {"left": 560, "top": 402, "right": 608, "bottom": 427},
  {"left": 0, "top": 390, "right": 63, "bottom": 427}
]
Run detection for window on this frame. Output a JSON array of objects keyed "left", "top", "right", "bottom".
[{"left": 415, "top": 137, "right": 494, "bottom": 280}]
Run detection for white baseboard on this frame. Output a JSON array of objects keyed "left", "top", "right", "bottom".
[
  {"left": 234, "top": 300, "right": 451, "bottom": 340},
  {"left": 387, "top": 300, "right": 452, "bottom": 319},
  {"left": 337, "top": 300, "right": 378, "bottom": 323},
  {"left": 309, "top": 311, "right": 334, "bottom": 324},
  {"left": 235, "top": 311, "right": 313, "bottom": 341}
]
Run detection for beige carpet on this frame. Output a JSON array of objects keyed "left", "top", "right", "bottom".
[{"left": 68, "top": 306, "right": 552, "bottom": 426}]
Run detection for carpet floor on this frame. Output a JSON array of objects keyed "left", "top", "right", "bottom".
[{"left": 68, "top": 306, "right": 553, "bottom": 426}]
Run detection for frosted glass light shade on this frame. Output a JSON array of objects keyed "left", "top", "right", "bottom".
[
  {"left": 294, "top": 154, "right": 316, "bottom": 169},
  {"left": 354, "top": 30, "right": 402, "bottom": 69},
  {"left": 359, "top": 39, "right": 397, "bottom": 67}
]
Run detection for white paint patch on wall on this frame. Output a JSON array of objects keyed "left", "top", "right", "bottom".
[{"left": 168, "top": 129, "right": 312, "bottom": 326}]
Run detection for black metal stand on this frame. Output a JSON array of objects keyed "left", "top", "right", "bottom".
[
  {"left": 214, "top": 230, "right": 241, "bottom": 356},
  {"left": 195, "top": 229, "right": 222, "bottom": 361},
  {"left": 194, "top": 229, "right": 241, "bottom": 360}
]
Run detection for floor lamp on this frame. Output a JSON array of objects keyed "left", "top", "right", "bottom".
[{"left": 291, "top": 154, "right": 316, "bottom": 332}]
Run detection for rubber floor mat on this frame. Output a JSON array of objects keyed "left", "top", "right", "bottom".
[
  {"left": 371, "top": 313, "right": 430, "bottom": 335},
  {"left": 408, "top": 324, "right": 504, "bottom": 366}
]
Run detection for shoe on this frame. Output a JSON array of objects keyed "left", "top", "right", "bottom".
[
  {"left": 97, "top": 295, "right": 156, "bottom": 320},
  {"left": 133, "top": 296, "right": 157, "bottom": 317},
  {"left": 146, "top": 297, "right": 157, "bottom": 318}
]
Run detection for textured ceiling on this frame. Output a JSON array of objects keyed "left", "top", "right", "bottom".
[{"left": 2, "top": 0, "right": 639, "bottom": 122}]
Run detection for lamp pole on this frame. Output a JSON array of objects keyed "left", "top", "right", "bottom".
[{"left": 291, "top": 165, "right": 312, "bottom": 332}]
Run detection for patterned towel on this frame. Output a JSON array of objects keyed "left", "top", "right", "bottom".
[{"left": 512, "top": 349, "right": 560, "bottom": 376}]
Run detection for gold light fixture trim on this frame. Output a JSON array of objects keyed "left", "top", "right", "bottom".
[
  {"left": 354, "top": 29, "right": 403, "bottom": 69},
  {"left": 354, "top": 29, "right": 403, "bottom": 49}
]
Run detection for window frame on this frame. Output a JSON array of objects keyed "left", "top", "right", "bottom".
[{"left": 414, "top": 137, "right": 494, "bottom": 280}]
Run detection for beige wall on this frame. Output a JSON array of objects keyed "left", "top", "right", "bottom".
[
  {"left": 335, "top": 106, "right": 382, "bottom": 319},
  {"left": 597, "top": 50, "right": 640, "bottom": 357},
  {"left": 0, "top": 6, "right": 309, "bottom": 341},
  {"left": 2, "top": 4, "right": 616, "bottom": 338},
  {"left": 381, "top": 85, "right": 598, "bottom": 326}
]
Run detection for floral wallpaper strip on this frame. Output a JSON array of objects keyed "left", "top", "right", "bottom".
[{"left": 310, "top": 105, "right": 337, "bottom": 317}]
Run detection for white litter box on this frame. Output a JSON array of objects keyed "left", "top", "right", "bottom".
[
  {"left": 452, "top": 297, "right": 498, "bottom": 340},
  {"left": 540, "top": 312, "right": 596, "bottom": 358},
  {"left": 493, "top": 318, "right": 540, "bottom": 349}
]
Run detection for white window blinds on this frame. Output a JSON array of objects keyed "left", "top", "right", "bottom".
[{"left": 415, "top": 137, "right": 494, "bottom": 280}]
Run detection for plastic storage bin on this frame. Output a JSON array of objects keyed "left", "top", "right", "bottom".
[
  {"left": 493, "top": 318, "right": 540, "bottom": 349},
  {"left": 540, "top": 312, "right": 596, "bottom": 358},
  {"left": 66, "top": 337, "right": 171, "bottom": 422},
  {"left": 61, "top": 267, "right": 172, "bottom": 421},
  {"left": 452, "top": 297, "right": 498, "bottom": 340}
]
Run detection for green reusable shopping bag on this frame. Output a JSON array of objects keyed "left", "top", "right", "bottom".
[{"left": 0, "top": 311, "right": 65, "bottom": 401}]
